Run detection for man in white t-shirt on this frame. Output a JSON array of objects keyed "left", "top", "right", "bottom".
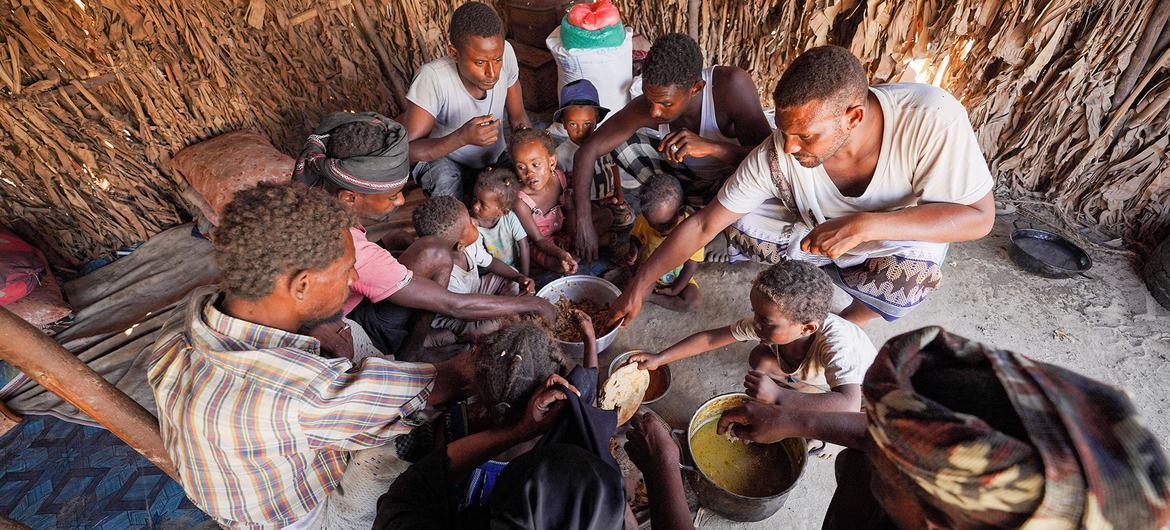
[
  {"left": 399, "top": 2, "right": 531, "bottom": 199},
  {"left": 611, "top": 45, "right": 996, "bottom": 327}
]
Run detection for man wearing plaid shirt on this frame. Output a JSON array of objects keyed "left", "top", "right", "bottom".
[{"left": 148, "top": 183, "right": 469, "bottom": 529}]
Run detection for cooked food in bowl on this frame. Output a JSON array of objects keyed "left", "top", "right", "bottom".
[{"left": 553, "top": 297, "right": 615, "bottom": 342}]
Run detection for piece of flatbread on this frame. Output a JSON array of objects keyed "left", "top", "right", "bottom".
[{"left": 600, "top": 363, "right": 650, "bottom": 426}]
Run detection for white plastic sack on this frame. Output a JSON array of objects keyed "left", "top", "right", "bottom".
[{"left": 546, "top": 26, "right": 633, "bottom": 121}]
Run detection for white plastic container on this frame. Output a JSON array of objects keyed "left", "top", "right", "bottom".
[{"left": 546, "top": 26, "right": 634, "bottom": 121}]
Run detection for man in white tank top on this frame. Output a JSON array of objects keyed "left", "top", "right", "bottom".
[
  {"left": 610, "top": 46, "right": 996, "bottom": 328},
  {"left": 570, "top": 33, "right": 772, "bottom": 262}
]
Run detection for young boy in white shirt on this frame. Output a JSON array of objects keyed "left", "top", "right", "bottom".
[{"left": 629, "top": 260, "right": 877, "bottom": 412}]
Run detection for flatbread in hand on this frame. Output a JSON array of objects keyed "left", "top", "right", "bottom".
[{"left": 601, "top": 363, "right": 650, "bottom": 426}]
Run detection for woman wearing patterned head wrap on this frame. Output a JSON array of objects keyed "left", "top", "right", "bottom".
[
  {"left": 292, "top": 111, "right": 556, "bottom": 361},
  {"left": 717, "top": 326, "right": 1170, "bottom": 530}
]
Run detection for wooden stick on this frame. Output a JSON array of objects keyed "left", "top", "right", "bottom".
[{"left": 0, "top": 307, "right": 178, "bottom": 481}]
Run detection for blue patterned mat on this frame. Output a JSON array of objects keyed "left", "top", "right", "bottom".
[{"left": 0, "top": 415, "right": 213, "bottom": 529}]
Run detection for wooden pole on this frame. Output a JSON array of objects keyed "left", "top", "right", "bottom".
[{"left": 0, "top": 307, "right": 178, "bottom": 481}]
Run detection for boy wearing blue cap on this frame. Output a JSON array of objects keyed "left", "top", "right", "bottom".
[{"left": 553, "top": 79, "right": 636, "bottom": 228}]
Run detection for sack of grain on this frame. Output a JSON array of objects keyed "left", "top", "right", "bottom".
[{"left": 172, "top": 131, "right": 294, "bottom": 226}]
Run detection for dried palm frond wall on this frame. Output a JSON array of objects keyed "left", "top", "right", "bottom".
[
  {"left": 2, "top": 0, "right": 1167, "bottom": 270},
  {"left": 0, "top": 0, "right": 466, "bottom": 269}
]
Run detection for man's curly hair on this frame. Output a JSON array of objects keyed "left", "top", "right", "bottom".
[
  {"left": 448, "top": 1, "right": 503, "bottom": 49},
  {"left": 773, "top": 45, "right": 869, "bottom": 114},
  {"left": 412, "top": 196, "right": 468, "bottom": 240},
  {"left": 474, "top": 320, "right": 569, "bottom": 426},
  {"left": 475, "top": 167, "right": 520, "bottom": 208},
  {"left": 508, "top": 127, "right": 556, "bottom": 158},
  {"left": 326, "top": 121, "right": 384, "bottom": 159},
  {"left": 643, "top": 33, "right": 703, "bottom": 89},
  {"left": 214, "top": 182, "right": 355, "bottom": 300},
  {"left": 753, "top": 259, "right": 833, "bottom": 325}
]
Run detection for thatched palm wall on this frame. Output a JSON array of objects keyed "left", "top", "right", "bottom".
[{"left": 2, "top": 0, "right": 1168, "bottom": 269}]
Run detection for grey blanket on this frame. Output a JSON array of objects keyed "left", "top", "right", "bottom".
[{"left": 2, "top": 224, "right": 220, "bottom": 425}]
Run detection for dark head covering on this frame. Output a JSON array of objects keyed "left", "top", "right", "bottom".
[
  {"left": 553, "top": 79, "right": 611, "bottom": 123},
  {"left": 863, "top": 326, "right": 1170, "bottom": 530},
  {"left": 489, "top": 444, "right": 626, "bottom": 530},
  {"left": 293, "top": 111, "right": 409, "bottom": 194}
]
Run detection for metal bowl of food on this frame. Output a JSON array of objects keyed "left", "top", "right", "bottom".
[
  {"left": 608, "top": 350, "right": 671, "bottom": 404},
  {"left": 536, "top": 275, "right": 624, "bottom": 357}
]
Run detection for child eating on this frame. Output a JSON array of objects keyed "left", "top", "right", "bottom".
[
  {"left": 629, "top": 260, "right": 877, "bottom": 412},
  {"left": 401, "top": 196, "right": 534, "bottom": 345},
  {"left": 624, "top": 174, "right": 701, "bottom": 311},
  {"left": 471, "top": 167, "right": 530, "bottom": 276},
  {"left": 553, "top": 79, "right": 635, "bottom": 228},
  {"left": 510, "top": 128, "right": 581, "bottom": 274}
]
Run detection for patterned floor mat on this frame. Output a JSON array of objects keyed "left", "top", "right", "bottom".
[{"left": 0, "top": 415, "right": 213, "bottom": 529}]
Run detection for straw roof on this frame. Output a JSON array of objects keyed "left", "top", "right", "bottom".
[{"left": 2, "top": 0, "right": 1167, "bottom": 269}]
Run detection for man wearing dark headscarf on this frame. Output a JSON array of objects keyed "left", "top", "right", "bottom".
[
  {"left": 716, "top": 326, "right": 1170, "bottom": 530},
  {"left": 294, "top": 112, "right": 555, "bottom": 361}
]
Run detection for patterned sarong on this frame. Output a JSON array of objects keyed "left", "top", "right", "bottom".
[
  {"left": 864, "top": 327, "right": 1170, "bottom": 529},
  {"left": 723, "top": 135, "right": 946, "bottom": 321}
]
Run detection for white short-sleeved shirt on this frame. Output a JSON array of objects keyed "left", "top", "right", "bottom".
[
  {"left": 730, "top": 313, "right": 877, "bottom": 388},
  {"left": 406, "top": 42, "right": 519, "bottom": 168},
  {"left": 477, "top": 211, "right": 527, "bottom": 267},
  {"left": 717, "top": 84, "right": 994, "bottom": 218},
  {"left": 448, "top": 235, "right": 495, "bottom": 295}
]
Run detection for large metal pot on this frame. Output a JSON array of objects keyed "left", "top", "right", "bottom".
[
  {"left": 676, "top": 393, "right": 806, "bottom": 522},
  {"left": 536, "top": 275, "right": 624, "bottom": 357}
]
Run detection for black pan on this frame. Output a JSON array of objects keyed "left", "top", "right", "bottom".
[{"left": 1008, "top": 220, "right": 1093, "bottom": 279}]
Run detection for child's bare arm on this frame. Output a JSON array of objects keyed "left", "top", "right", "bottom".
[
  {"left": 630, "top": 326, "right": 736, "bottom": 370},
  {"left": 745, "top": 374, "right": 863, "bottom": 412},
  {"left": 517, "top": 237, "right": 531, "bottom": 277},
  {"left": 485, "top": 257, "right": 534, "bottom": 294},
  {"left": 571, "top": 309, "right": 598, "bottom": 369},
  {"left": 514, "top": 197, "right": 577, "bottom": 273}
]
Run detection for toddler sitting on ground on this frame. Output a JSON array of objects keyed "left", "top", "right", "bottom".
[
  {"left": 470, "top": 167, "right": 530, "bottom": 276},
  {"left": 621, "top": 174, "right": 702, "bottom": 311},
  {"left": 400, "top": 196, "right": 534, "bottom": 345},
  {"left": 630, "top": 260, "right": 877, "bottom": 412}
]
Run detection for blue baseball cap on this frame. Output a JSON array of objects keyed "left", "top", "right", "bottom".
[{"left": 553, "top": 79, "right": 611, "bottom": 122}]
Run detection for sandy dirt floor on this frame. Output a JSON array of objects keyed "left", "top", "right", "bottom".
[{"left": 601, "top": 215, "right": 1170, "bottom": 528}]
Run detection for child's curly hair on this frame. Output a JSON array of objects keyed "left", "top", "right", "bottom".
[
  {"left": 753, "top": 260, "right": 833, "bottom": 325},
  {"left": 508, "top": 128, "right": 556, "bottom": 158},
  {"left": 474, "top": 319, "right": 570, "bottom": 425},
  {"left": 475, "top": 167, "right": 521, "bottom": 208}
]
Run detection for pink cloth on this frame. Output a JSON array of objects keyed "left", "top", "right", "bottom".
[
  {"left": 518, "top": 169, "right": 570, "bottom": 238},
  {"left": 343, "top": 227, "right": 413, "bottom": 315}
]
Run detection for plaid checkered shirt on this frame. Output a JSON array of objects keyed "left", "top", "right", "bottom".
[{"left": 147, "top": 286, "right": 434, "bottom": 529}]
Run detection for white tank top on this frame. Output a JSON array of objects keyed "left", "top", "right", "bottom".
[{"left": 659, "top": 66, "right": 739, "bottom": 177}]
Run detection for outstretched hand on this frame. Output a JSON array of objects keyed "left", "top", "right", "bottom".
[
  {"left": 715, "top": 401, "right": 795, "bottom": 444},
  {"left": 627, "top": 351, "right": 665, "bottom": 371},
  {"left": 624, "top": 412, "right": 679, "bottom": 471},
  {"left": 607, "top": 288, "right": 643, "bottom": 329},
  {"left": 570, "top": 309, "right": 596, "bottom": 340}
]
